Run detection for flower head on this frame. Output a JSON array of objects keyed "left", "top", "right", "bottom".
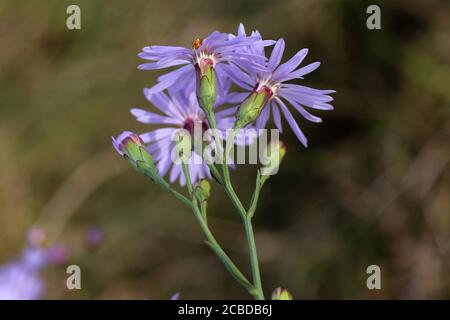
[
  {"left": 231, "top": 27, "right": 335, "bottom": 147},
  {"left": 129, "top": 85, "right": 236, "bottom": 186},
  {"left": 138, "top": 25, "right": 274, "bottom": 95}
]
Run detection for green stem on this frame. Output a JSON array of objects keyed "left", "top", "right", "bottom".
[
  {"left": 208, "top": 163, "right": 223, "bottom": 185},
  {"left": 190, "top": 201, "right": 255, "bottom": 295},
  {"left": 248, "top": 171, "right": 264, "bottom": 219},
  {"left": 180, "top": 157, "right": 256, "bottom": 296},
  {"left": 205, "top": 110, "right": 265, "bottom": 300},
  {"left": 181, "top": 162, "right": 194, "bottom": 196},
  {"left": 243, "top": 216, "right": 263, "bottom": 299}
]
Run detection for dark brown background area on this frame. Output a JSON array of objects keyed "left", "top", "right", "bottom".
[{"left": 0, "top": 0, "right": 449, "bottom": 299}]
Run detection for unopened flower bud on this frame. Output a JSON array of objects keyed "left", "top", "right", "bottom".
[
  {"left": 260, "top": 140, "right": 286, "bottom": 179},
  {"left": 112, "top": 131, "right": 158, "bottom": 180},
  {"left": 194, "top": 179, "right": 210, "bottom": 221},
  {"left": 271, "top": 287, "right": 293, "bottom": 300},
  {"left": 195, "top": 58, "right": 217, "bottom": 113},
  {"left": 194, "top": 179, "right": 211, "bottom": 202},
  {"left": 234, "top": 85, "right": 273, "bottom": 129}
]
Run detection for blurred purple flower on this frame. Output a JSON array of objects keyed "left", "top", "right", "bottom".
[
  {"left": 27, "top": 227, "right": 47, "bottom": 247},
  {"left": 170, "top": 292, "right": 180, "bottom": 300},
  {"left": 230, "top": 25, "right": 335, "bottom": 147},
  {"left": 138, "top": 25, "right": 274, "bottom": 94},
  {"left": 0, "top": 248, "right": 48, "bottom": 300},
  {"left": 85, "top": 226, "right": 104, "bottom": 248},
  {"left": 47, "top": 244, "right": 70, "bottom": 265}
]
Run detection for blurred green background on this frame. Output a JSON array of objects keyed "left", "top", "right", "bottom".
[{"left": 0, "top": 0, "right": 449, "bottom": 299}]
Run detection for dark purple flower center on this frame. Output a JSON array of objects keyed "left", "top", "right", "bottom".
[{"left": 183, "top": 117, "right": 209, "bottom": 136}]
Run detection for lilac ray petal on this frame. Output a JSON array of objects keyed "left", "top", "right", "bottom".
[
  {"left": 280, "top": 90, "right": 335, "bottom": 110},
  {"left": 143, "top": 89, "right": 180, "bottom": 118},
  {"left": 157, "top": 153, "right": 173, "bottom": 177},
  {"left": 216, "top": 106, "right": 238, "bottom": 118},
  {"left": 272, "top": 48, "right": 309, "bottom": 81},
  {"left": 228, "top": 57, "right": 268, "bottom": 74},
  {"left": 276, "top": 98, "right": 308, "bottom": 147},
  {"left": 147, "top": 138, "right": 172, "bottom": 154},
  {"left": 179, "top": 172, "right": 186, "bottom": 186},
  {"left": 211, "top": 36, "right": 261, "bottom": 51},
  {"left": 217, "top": 91, "right": 249, "bottom": 105},
  {"left": 148, "top": 65, "right": 193, "bottom": 94},
  {"left": 138, "top": 59, "right": 189, "bottom": 70},
  {"left": 220, "top": 64, "right": 254, "bottom": 90},
  {"left": 139, "top": 128, "right": 175, "bottom": 143},
  {"left": 202, "top": 31, "right": 226, "bottom": 47},
  {"left": 167, "top": 69, "right": 195, "bottom": 92},
  {"left": 170, "top": 163, "right": 181, "bottom": 183},
  {"left": 272, "top": 102, "right": 283, "bottom": 132},
  {"left": 141, "top": 45, "right": 191, "bottom": 54},
  {"left": 268, "top": 39, "right": 285, "bottom": 71},
  {"left": 130, "top": 108, "right": 181, "bottom": 125},
  {"left": 281, "top": 83, "right": 336, "bottom": 95},
  {"left": 255, "top": 105, "right": 270, "bottom": 129},
  {"left": 284, "top": 97, "right": 323, "bottom": 123},
  {"left": 279, "top": 62, "right": 321, "bottom": 82}
]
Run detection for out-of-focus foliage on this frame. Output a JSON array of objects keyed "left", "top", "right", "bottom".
[{"left": 0, "top": 0, "right": 449, "bottom": 299}]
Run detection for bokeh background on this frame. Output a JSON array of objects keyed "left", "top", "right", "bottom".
[{"left": 0, "top": 0, "right": 449, "bottom": 299}]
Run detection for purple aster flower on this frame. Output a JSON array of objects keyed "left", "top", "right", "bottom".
[
  {"left": 230, "top": 26, "right": 335, "bottom": 147},
  {"left": 129, "top": 84, "right": 238, "bottom": 186},
  {"left": 47, "top": 244, "right": 70, "bottom": 265},
  {"left": 85, "top": 226, "right": 104, "bottom": 249},
  {"left": 138, "top": 25, "right": 274, "bottom": 94},
  {"left": 27, "top": 227, "right": 47, "bottom": 247},
  {"left": 0, "top": 248, "right": 48, "bottom": 300}
]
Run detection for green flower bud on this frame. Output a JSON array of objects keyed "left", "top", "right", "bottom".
[
  {"left": 196, "top": 58, "right": 217, "bottom": 113},
  {"left": 194, "top": 179, "right": 211, "bottom": 202},
  {"left": 260, "top": 140, "right": 286, "bottom": 179},
  {"left": 234, "top": 85, "right": 273, "bottom": 129},
  {"left": 271, "top": 287, "right": 293, "bottom": 300},
  {"left": 194, "top": 179, "right": 211, "bottom": 221},
  {"left": 112, "top": 131, "right": 159, "bottom": 181}
]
